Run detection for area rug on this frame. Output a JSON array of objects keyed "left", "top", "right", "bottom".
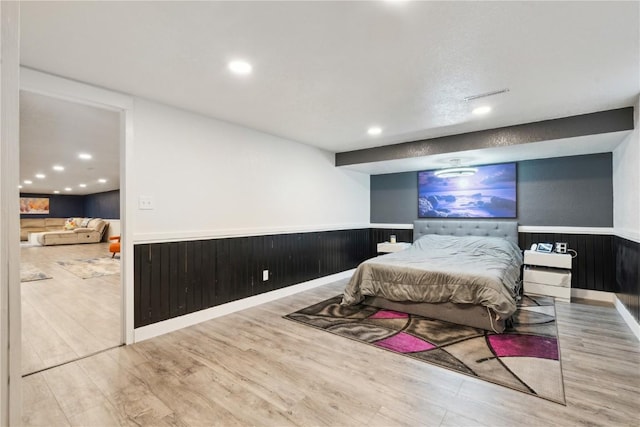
[
  {"left": 285, "top": 294, "right": 565, "bottom": 404},
  {"left": 20, "top": 263, "right": 52, "bottom": 282},
  {"left": 56, "top": 257, "right": 120, "bottom": 279}
]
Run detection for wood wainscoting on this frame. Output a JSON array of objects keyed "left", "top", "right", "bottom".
[
  {"left": 134, "top": 228, "right": 370, "bottom": 328},
  {"left": 518, "top": 232, "right": 615, "bottom": 292},
  {"left": 135, "top": 227, "right": 634, "bottom": 329},
  {"left": 614, "top": 235, "right": 639, "bottom": 323}
]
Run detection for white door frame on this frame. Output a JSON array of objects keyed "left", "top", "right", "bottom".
[
  {"left": 20, "top": 68, "right": 136, "bottom": 345},
  {"left": 1, "top": 2, "right": 21, "bottom": 424}
]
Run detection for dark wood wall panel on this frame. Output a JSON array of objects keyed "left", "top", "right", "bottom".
[
  {"left": 518, "top": 233, "right": 614, "bottom": 292},
  {"left": 134, "top": 228, "right": 371, "bottom": 328},
  {"left": 614, "top": 236, "right": 639, "bottom": 323},
  {"left": 135, "top": 228, "right": 635, "bottom": 329}
]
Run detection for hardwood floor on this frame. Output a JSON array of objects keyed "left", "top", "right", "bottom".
[
  {"left": 21, "top": 242, "right": 121, "bottom": 375},
  {"left": 22, "top": 279, "right": 639, "bottom": 426}
]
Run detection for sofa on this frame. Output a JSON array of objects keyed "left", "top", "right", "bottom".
[
  {"left": 21, "top": 217, "right": 109, "bottom": 246},
  {"left": 20, "top": 218, "right": 66, "bottom": 241}
]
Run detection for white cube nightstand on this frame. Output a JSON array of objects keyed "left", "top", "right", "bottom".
[
  {"left": 523, "top": 250, "right": 572, "bottom": 302},
  {"left": 377, "top": 242, "right": 411, "bottom": 254}
]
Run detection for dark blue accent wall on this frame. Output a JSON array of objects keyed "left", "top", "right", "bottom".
[
  {"left": 20, "top": 193, "right": 84, "bottom": 219},
  {"left": 518, "top": 154, "right": 612, "bottom": 226},
  {"left": 370, "top": 153, "right": 613, "bottom": 227},
  {"left": 20, "top": 190, "right": 119, "bottom": 219},
  {"left": 84, "top": 190, "right": 120, "bottom": 219}
]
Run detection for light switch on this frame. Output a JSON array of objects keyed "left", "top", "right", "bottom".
[{"left": 139, "top": 196, "right": 154, "bottom": 210}]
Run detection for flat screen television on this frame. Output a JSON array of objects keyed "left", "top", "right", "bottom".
[{"left": 418, "top": 162, "right": 516, "bottom": 218}]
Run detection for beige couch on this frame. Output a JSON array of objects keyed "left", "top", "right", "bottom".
[
  {"left": 20, "top": 218, "right": 66, "bottom": 241},
  {"left": 24, "top": 218, "right": 109, "bottom": 246}
]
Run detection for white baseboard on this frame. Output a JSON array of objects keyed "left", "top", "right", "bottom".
[
  {"left": 134, "top": 269, "right": 355, "bottom": 342},
  {"left": 574, "top": 289, "right": 640, "bottom": 341},
  {"left": 571, "top": 288, "right": 616, "bottom": 303},
  {"left": 615, "top": 296, "right": 640, "bottom": 341}
]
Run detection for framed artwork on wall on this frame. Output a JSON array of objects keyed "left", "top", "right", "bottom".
[
  {"left": 20, "top": 197, "right": 50, "bottom": 214},
  {"left": 418, "top": 163, "right": 517, "bottom": 218}
]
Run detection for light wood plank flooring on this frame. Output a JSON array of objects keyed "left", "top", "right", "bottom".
[
  {"left": 23, "top": 279, "right": 639, "bottom": 426},
  {"left": 21, "top": 243, "right": 121, "bottom": 375}
]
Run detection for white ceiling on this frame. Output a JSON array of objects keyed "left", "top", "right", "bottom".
[
  {"left": 19, "top": 1, "right": 639, "bottom": 182},
  {"left": 20, "top": 91, "right": 120, "bottom": 196}
]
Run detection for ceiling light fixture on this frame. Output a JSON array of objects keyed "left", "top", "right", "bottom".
[
  {"left": 53, "top": 165, "right": 65, "bottom": 171},
  {"left": 35, "top": 173, "right": 46, "bottom": 179},
  {"left": 79, "top": 183, "right": 87, "bottom": 188},
  {"left": 434, "top": 159, "right": 477, "bottom": 178},
  {"left": 463, "top": 88, "right": 509, "bottom": 102},
  {"left": 98, "top": 178, "right": 107, "bottom": 183},
  {"left": 23, "top": 180, "right": 32, "bottom": 184},
  {"left": 18, "top": 185, "right": 22, "bottom": 189},
  {"left": 65, "top": 187, "right": 72, "bottom": 192},
  {"left": 472, "top": 106, "right": 492, "bottom": 115},
  {"left": 228, "top": 60, "right": 252, "bottom": 75},
  {"left": 78, "top": 153, "right": 92, "bottom": 160},
  {"left": 53, "top": 190, "right": 60, "bottom": 194},
  {"left": 367, "top": 127, "right": 382, "bottom": 136}
]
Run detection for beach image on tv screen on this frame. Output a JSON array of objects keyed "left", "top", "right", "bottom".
[{"left": 418, "top": 163, "right": 516, "bottom": 218}]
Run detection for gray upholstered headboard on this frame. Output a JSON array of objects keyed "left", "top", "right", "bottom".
[{"left": 413, "top": 220, "right": 519, "bottom": 244}]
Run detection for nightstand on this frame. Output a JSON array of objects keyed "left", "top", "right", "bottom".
[
  {"left": 377, "top": 242, "right": 411, "bottom": 254},
  {"left": 523, "top": 250, "right": 572, "bottom": 302}
]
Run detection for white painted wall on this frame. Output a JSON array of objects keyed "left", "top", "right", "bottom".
[
  {"left": 613, "top": 96, "right": 640, "bottom": 242},
  {"left": 132, "top": 98, "right": 370, "bottom": 242}
]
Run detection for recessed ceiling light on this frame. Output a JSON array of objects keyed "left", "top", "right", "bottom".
[
  {"left": 23, "top": 180, "right": 32, "bottom": 184},
  {"left": 472, "top": 106, "right": 492, "bottom": 115},
  {"left": 53, "top": 165, "right": 64, "bottom": 171},
  {"left": 79, "top": 183, "right": 87, "bottom": 188},
  {"left": 98, "top": 178, "right": 107, "bottom": 184},
  {"left": 228, "top": 60, "right": 252, "bottom": 75},
  {"left": 65, "top": 187, "right": 72, "bottom": 192},
  {"left": 35, "top": 173, "right": 46, "bottom": 179},
  {"left": 367, "top": 127, "right": 382, "bottom": 136},
  {"left": 78, "top": 153, "right": 92, "bottom": 160},
  {"left": 18, "top": 185, "right": 22, "bottom": 189},
  {"left": 53, "top": 190, "right": 60, "bottom": 194}
]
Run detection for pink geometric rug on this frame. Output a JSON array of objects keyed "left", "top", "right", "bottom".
[{"left": 285, "top": 294, "right": 565, "bottom": 404}]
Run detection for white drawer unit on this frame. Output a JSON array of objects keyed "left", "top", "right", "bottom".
[
  {"left": 377, "top": 242, "right": 411, "bottom": 254},
  {"left": 523, "top": 250, "right": 572, "bottom": 269},
  {"left": 523, "top": 250, "right": 573, "bottom": 302}
]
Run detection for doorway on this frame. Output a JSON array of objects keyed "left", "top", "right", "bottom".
[{"left": 19, "top": 91, "right": 123, "bottom": 375}]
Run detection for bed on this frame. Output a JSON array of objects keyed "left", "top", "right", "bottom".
[{"left": 341, "top": 219, "right": 523, "bottom": 332}]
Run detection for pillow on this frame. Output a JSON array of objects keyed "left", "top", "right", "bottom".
[
  {"left": 64, "top": 218, "right": 77, "bottom": 230},
  {"left": 80, "top": 218, "right": 91, "bottom": 227}
]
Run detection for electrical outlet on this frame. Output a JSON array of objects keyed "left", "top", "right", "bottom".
[
  {"left": 139, "top": 196, "right": 154, "bottom": 210},
  {"left": 262, "top": 270, "right": 269, "bottom": 281}
]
